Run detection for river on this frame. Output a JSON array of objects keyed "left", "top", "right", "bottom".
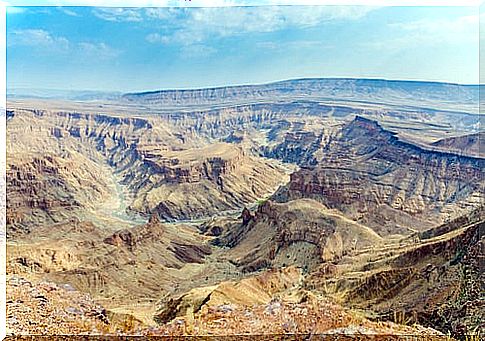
[{"left": 97, "top": 169, "right": 147, "bottom": 226}]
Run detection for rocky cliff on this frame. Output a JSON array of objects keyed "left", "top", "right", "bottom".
[
  {"left": 431, "top": 131, "right": 484, "bottom": 158},
  {"left": 128, "top": 142, "right": 291, "bottom": 221},
  {"left": 304, "top": 206, "right": 484, "bottom": 336},
  {"left": 7, "top": 152, "right": 112, "bottom": 234},
  {"left": 274, "top": 116, "right": 484, "bottom": 236},
  {"left": 7, "top": 108, "right": 292, "bottom": 227}
]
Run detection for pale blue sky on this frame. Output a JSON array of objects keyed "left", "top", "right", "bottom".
[{"left": 6, "top": 5, "right": 480, "bottom": 92}]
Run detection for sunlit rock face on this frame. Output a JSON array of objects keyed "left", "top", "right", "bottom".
[{"left": 274, "top": 117, "right": 484, "bottom": 236}]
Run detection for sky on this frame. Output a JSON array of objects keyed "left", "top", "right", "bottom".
[{"left": 5, "top": 4, "right": 481, "bottom": 92}]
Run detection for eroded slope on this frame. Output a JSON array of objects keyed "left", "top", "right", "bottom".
[{"left": 274, "top": 117, "right": 484, "bottom": 236}]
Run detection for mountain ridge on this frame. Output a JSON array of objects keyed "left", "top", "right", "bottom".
[
  {"left": 123, "top": 77, "right": 480, "bottom": 96},
  {"left": 120, "top": 78, "right": 478, "bottom": 114}
]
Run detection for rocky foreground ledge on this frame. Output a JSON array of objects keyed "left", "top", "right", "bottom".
[{"left": 6, "top": 275, "right": 444, "bottom": 338}]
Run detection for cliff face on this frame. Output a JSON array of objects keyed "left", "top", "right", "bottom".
[
  {"left": 6, "top": 153, "right": 112, "bottom": 233},
  {"left": 6, "top": 108, "right": 152, "bottom": 233},
  {"left": 127, "top": 142, "right": 291, "bottom": 221},
  {"left": 7, "top": 108, "right": 292, "bottom": 227},
  {"left": 431, "top": 131, "right": 485, "bottom": 158},
  {"left": 138, "top": 144, "right": 245, "bottom": 184},
  {"left": 262, "top": 130, "right": 323, "bottom": 166},
  {"left": 304, "top": 206, "right": 485, "bottom": 336},
  {"left": 274, "top": 117, "right": 484, "bottom": 236}
]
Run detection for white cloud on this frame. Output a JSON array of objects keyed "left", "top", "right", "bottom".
[
  {"left": 390, "top": 13, "right": 479, "bottom": 38},
  {"left": 77, "top": 42, "right": 120, "bottom": 59},
  {"left": 8, "top": 29, "right": 70, "bottom": 49},
  {"left": 93, "top": 7, "right": 144, "bottom": 22},
  {"left": 144, "top": 7, "right": 174, "bottom": 20},
  {"left": 257, "top": 41, "right": 279, "bottom": 49},
  {"left": 144, "top": 6, "right": 376, "bottom": 46},
  {"left": 9, "top": 29, "right": 120, "bottom": 59},
  {"left": 145, "top": 32, "right": 171, "bottom": 44},
  {"left": 146, "top": 33, "right": 216, "bottom": 58},
  {"left": 57, "top": 7, "right": 80, "bottom": 16},
  {"left": 180, "top": 44, "right": 217, "bottom": 57},
  {"left": 257, "top": 39, "right": 331, "bottom": 50}
]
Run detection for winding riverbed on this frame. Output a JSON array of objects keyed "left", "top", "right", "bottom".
[{"left": 96, "top": 168, "right": 147, "bottom": 226}]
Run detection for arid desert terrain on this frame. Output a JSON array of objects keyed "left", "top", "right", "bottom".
[{"left": 5, "top": 78, "right": 484, "bottom": 337}]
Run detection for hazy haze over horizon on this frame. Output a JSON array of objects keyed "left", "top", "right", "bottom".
[{"left": 6, "top": 5, "right": 480, "bottom": 92}]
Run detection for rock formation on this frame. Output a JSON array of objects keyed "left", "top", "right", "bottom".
[
  {"left": 431, "top": 131, "right": 485, "bottom": 157},
  {"left": 273, "top": 116, "right": 484, "bottom": 236},
  {"left": 215, "top": 198, "right": 381, "bottom": 273}
]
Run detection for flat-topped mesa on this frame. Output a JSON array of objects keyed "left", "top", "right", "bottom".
[
  {"left": 139, "top": 144, "right": 246, "bottom": 185},
  {"left": 339, "top": 116, "right": 398, "bottom": 146},
  {"left": 346, "top": 116, "right": 483, "bottom": 164},
  {"left": 352, "top": 115, "right": 383, "bottom": 127},
  {"left": 120, "top": 78, "right": 479, "bottom": 110}
]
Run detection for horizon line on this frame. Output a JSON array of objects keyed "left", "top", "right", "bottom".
[{"left": 9, "top": 76, "right": 480, "bottom": 95}]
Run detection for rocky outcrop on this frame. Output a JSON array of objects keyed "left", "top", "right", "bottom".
[
  {"left": 6, "top": 276, "right": 113, "bottom": 335},
  {"left": 274, "top": 116, "right": 485, "bottom": 236},
  {"left": 362, "top": 219, "right": 483, "bottom": 336},
  {"left": 419, "top": 205, "right": 484, "bottom": 240},
  {"left": 240, "top": 207, "right": 252, "bottom": 225},
  {"left": 154, "top": 266, "right": 302, "bottom": 323},
  {"left": 129, "top": 143, "right": 291, "bottom": 221},
  {"left": 103, "top": 214, "right": 165, "bottom": 251},
  {"left": 138, "top": 145, "right": 246, "bottom": 185},
  {"left": 6, "top": 153, "right": 112, "bottom": 234},
  {"left": 262, "top": 129, "right": 323, "bottom": 166},
  {"left": 215, "top": 199, "right": 381, "bottom": 272},
  {"left": 305, "top": 207, "right": 484, "bottom": 337},
  {"left": 169, "top": 241, "right": 212, "bottom": 264},
  {"left": 102, "top": 216, "right": 213, "bottom": 266}
]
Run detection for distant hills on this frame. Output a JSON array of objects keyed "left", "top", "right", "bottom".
[
  {"left": 9, "top": 78, "right": 479, "bottom": 111},
  {"left": 7, "top": 88, "right": 122, "bottom": 101},
  {"left": 121, "top": 78, "right": 479, "bottom": 110}
]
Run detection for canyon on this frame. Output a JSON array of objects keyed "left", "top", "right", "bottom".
[{"left": 5, "top": 78, "right": 484, "bottom": 337}]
